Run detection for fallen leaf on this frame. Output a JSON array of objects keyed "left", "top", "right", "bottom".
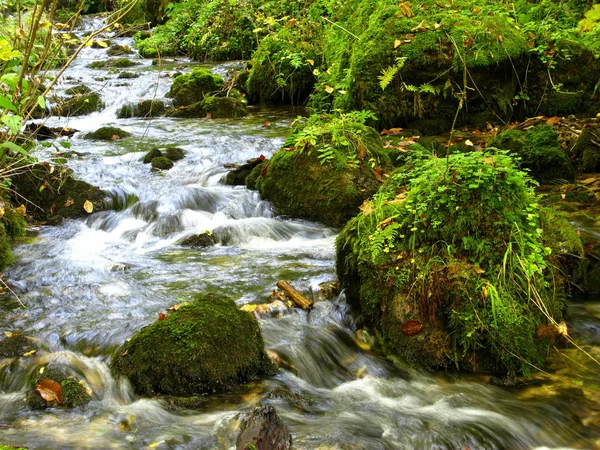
[
  {"left": 371, "top": 167, "right": 385, "bottom": 182},
  {"left": 16, "top": 204, "right": 26, "bottom": 216},
  {"left": 286, "top": 18, "right": 298, "bottom": 27},
  {"left": 546, "top": 116, "right": 562, "bottom": 125},
  {"left": 4, "top": 331, "right": 14, "bottom": 338},
  {"left": 23, "top": 349, "right": 37, "bottom": 357},
  {"left": 168, "top": 302, "right": 189, "bottom": 311},
  {"left": 324, "top": 85, "right": 334, "bottom": 94},
  {"left": 261, "top": 121, "right": 272, "bottom": 127},
  {"left": 355, "top": 329, "right": 371, "bottom": 351},
  {"left": 36, "top": 379, "right": 62, "bottom": 404},
  {"left": 49, "top": 204, "right": 55, "bottom": 215},
  {"left": 15, "top": 26, "right": 26, "bottom": 39},
  {"left": 148, "top": 441, "right": 166, "bottom": 450},
  {"left": 399, "top": 1, "right": 414, "bottom": 18},
  {"left": 378, "top": 217, "right": 394, "bottom": 229},
  {"left": 83, "top": 200, "right": 93, "bottom": 214},
  {"left": 401, "top": 320, "right": 423, "bottom": 336},
  {"left": 0, "top": 207, "right": 4, "bottom": 219},
  {"left": 240, "top": 304, "right": 258, "bottom": 312},
  {"left": 64, "top": 197, "right": 74, "bottom": 207},
  {"left": 394, "top": 39, "right": 402, "bottom": 48},
  {"left": 557, "top": 321, "right": 569, "bottom": 337},
  {"left": 486, "top": 122, "right": 493, "bottom": 131},
  {"left": 306, "top": 59, "right": 314, "bottom": 66},
  {"left": 380, "top": 127, "right": 404, "bottom": 136},
  {"left": 359, "top": 199, "right": 374, "bottom": 217},
  {"left": 157, "top": 312, "right": 167, "bottom": 321},
  {"left": 111, "top": 135, "right": 120, "bottom": 140},
  {"left": 472, "top": 6, "right": 482, "bottom": 13},
  {"left": 356, "top": 366, "right": 368, "bottom": 378},
  {"left": 464, "top": 139, "right": 474, "bottom": 146},
  {"left": 411, "top": 19, "right": 426, "bottom": 32}
]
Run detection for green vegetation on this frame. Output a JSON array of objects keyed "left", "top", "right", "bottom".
[
  {"left": 83, "top": 127, "right": 132, "bottom": 140},
  {"left": 337, "top": 150, "right": 567, "bottom": 375},
  {"left": 151, "top": 156, "right": 174, "bottom": 170},
  {"left": 167, "top": 68, "right": 225, "bottom": 107},
  {"left": 111, "top": 293, "right": 275, "bottom": 395}
]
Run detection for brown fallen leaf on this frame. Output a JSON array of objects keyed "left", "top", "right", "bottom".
[
  {"left": 157, "top": 312, "right": 167, "bottom": 321},
  {"left": 380, "top": 127, "right": 404, "bottom": 136},
  {"left": 111, "top": 135, "right": 121, "bottom": 140},
  {"left": 16, "top": 204, "right": 26, "bottom": 216},
  {"left": 399, "top": 1, "right": 414, "bottom": 18},
  {"left": 64, "top": 197, "right": 74, "bottom": 208},
  {"left": 36, "top": 379, "right": 62, "bottom": 404},
  {"left": 546, "top": 116, "right": 562, "bottom": 126},
  {"left": 371, "top": 167, "right": 385, "bottom": 182},
  {"left": 49, "top": 204, "right": 56, "bottom": 215},
  {"left": 401, "top": 320, "right": 423, "bottom": 336},
  {"left": 261, "top": 121, "right": 272, "bottom": 127},
  {"left": 359, "top": 199, "right": 375, "bottom": 217}
]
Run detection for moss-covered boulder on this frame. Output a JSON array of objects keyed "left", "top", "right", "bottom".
[
  {"left": 151, "top": 156, "right": 174, "bottom": 170},
  {"left": 116, "top": 100, "right": 166, "bottom": 118},
  {"left": 0, "top": 205, "right": 27, "bottom": 270},
  {"left": 0, "top": 333, "right": 36, "bottom": 358},
  {"left": 142, "top": 148, "right": 163, "bottom": 163},
  {"left": 179, "top": 231, "right": 215, "bottom": 247},
  {"left": 107, "top": 44, "right": 133, "bottom": 57},
  {"left": 57, "top": 92, "right": 103, "bottom": 116},
  {"left": 165, "top": 147, "right": 185, "bottom": 161},
  {"left": 488, "top": 125, "right": 575, "bottom": 183},
  {"left": 10, "top": 164, "right": 107, "bottom": 224},
  {"left": 224, "top": 157, "right": 265, "bottom": 186},
  {"left": 89, "top": 58, "right": 140, "bottom": 69},
  {"left": 64, "top": 84, "right": 92, "bottom": 96},
  {"left": 166, "top": 95, "right": 247, "bottom": 118},
  {"left": 336, "top": 150, "right": 567, "bottom": 375},
  {"left": 117, "top": 71, "right": 141, "bottom": 79},
  {"left": 83, "top": 126, "right": 131, "bottom": 140},
  {"left": 111, "top": 293, "right": 275, "bottom": 396},
  {"left": 166, "top": 68, "right": 224, "bottom": 107},
  {"left": 26, "top": 365, "right": 91, "bottom": 410},
  {"left": 247, "top": 112, "right": 390, "bottom": 228},
  {"left": 237, "top": 405, "right": 292, "bottom": 450},
  {"left": 571, "top": 126, "right": 600, "bottom": 172}
]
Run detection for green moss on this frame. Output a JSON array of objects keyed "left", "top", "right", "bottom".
[
  {"left": 572, "top": 127, "right": 600, "bottom": 172},
  {"left": 107, "top": 44, "right": 133, "bottom": 57},
  {"left": 0, "top": 334, "right": 36, "bottom": 358},
  {"left": 117, "top": 71, "right": 140, "bottom": 79},
  {"left": 0, "top": 445, "right": 27, "bottom": 450},
  {"left": 26, "top": 366, "right": 91, "bottom": 409},
  {"left": 249, "top": 113, "right": 390, "bottom": 227},
  {"left": 135, "top": 30, "right": 182, "bottom": 58},
  {"left": 489, "top": 125, "right": 575, "bottom": 183},
  {"left": 64, "top": 84, "right": 91, "bottom": 95},
  {"left": 179, "top": 231, "right": 215, "bottom": 247},
  {"left": 165, "top": 147, "right": 185, "bottom": 161},
  {"left": 59, "top": 92, "right": 103, "bottom": 116},
  {"left": 336, "top": 150, "right": 566, "bottom": 375},
  {"left": 142, "top": 148, "right": 163, "bottom": 164},
  {"left": 116, "top": 100, "right": 166, "bottom": 118},
  {"left": 89, "top": 58, "right": 140, "bottom": 69},
  {"left": 200, "top": 95, "right": 248, "bottom": 118},
  {"left": 166, "top": 69, "right": 225, "bottom": 107},
  {"left": 165, "top": 102, "right": 208, "bottom": 118},
  {"left": 111, "top": 293, "right": 275, "bottom": 395},
  {"left": 151, "top": 156, "right": 174, "bottom": 170},
  {"left": 10, "top": 164, "right": 107, "bottom": 224},
  {"left": 83, "top": 127, "right": 131, "bottom": 140},
  {"left": 0, "top": 205, "right": 27, "bottom": 270}
]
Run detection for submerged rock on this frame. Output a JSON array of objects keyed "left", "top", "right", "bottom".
[
  {"left": 83, "top": 126, "right": 131, "bottom": 140},
  {"left": 117, "top": 71, "right": 141, "bottom": 79},
  {"left": 179, "top": 231, "right": 215, "bottom": 247},
  {"left": 89, "top": 58, "right": 140, "bottom": 69},
  {"left": 10, "top": 164, "right": 107, "bottom": 224},
  {"left": 336, "top": 150, "right": 567, "bottom": 375},
  {"left": 111, "top": 293, "right": 275, "bottom": 396},
  {"left": 107, "top": 44, "right": 133, "bottom": 57},
  {"left": 572, "top": 126, "right": 600, "bottom": 172},
  {"left": 165, "top": 147, "right": 185, "bottom": 161},
  {"left": 236, "top": 405, "right": 291, "bottom": 450},
  {"left": 142, "top": 148, "right": 163, "bottom": 163},
  {"left": 166, "top": 68, "right": 224, "bottom": 107},
  {"left": 489, "top": 124, "right": 575, "bottom": 183},
  {"left": 224, "top": 156, "right": 265, "bottom": 186},
  {"left": 26, "top": 365, "right": 91, "bottom": 410},
  {"left": 64, "top": 84, "right": 92, "bottom": 96}
]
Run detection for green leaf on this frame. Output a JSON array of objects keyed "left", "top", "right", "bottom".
[
  {"left": 37, "top": 95, "right": 46, "bottom": 110},
  {"left": 1, "top": 115, "right": 23, "bottom": 134},
  {"left": 60, "top": 141, "right": 71, "bottom": 149},
  {"left": 1, "top": 73, "right": 19, "bottom": 89},
  {"left": 1, "top": 141, "right": 27, "bottom": 155},
  {"left": 0, "top": 94, "right": 17, "bottom": 112}
]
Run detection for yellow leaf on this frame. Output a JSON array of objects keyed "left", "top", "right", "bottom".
[
  {"left": 240, "top": 304, "right": 258, "bottom": 312},
  {"left": 15, "top": 27, "right": 26, "bottom": 39},
  {"left": 0, "top": 207, "right": 4, "bottom": 219},
  {"left": 482, "top": 286, "right": 489, "bottom": 299},
  {"left": 4, "top": 331, "right": 14, "bottom": 338},
  {"left": 359, "top": 199, "right": 374, "bottom": 217},
  {"left": 83, "top": 200, "right": 94, "bottom": 214},
  {"left": 464, "top": 139, "right": 474, "bottom": 146},
  {"left": 23, "top": 349, "right": 37, "bottom": 357},
  {"left": 16, "top": 204, "right": 26, "bottom": 216},
  {"left": 324, "top": 85, "right": 334, "bottom": 94},
  {"left": 148, "top": 441, "right": 166, "bottom": 449},
  {"left": 95, "top": 40, "right": 108, "bottom": 48},
  {"left": 307, "top": 59, "right": 314, "bottom": 66},
  {"left": 557, "top": 321, "right": 569, "bottom": 337},
  {"left": 394, "top": 39, "right": 401, "bottom": 48}
]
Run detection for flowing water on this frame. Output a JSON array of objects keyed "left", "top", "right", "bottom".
[{"left": 0, "top": 17, "right": 599, "bottom": 449}]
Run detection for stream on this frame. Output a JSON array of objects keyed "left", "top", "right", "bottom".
[{"left": 0, "top": 17, "right": 599, "bottom": 449}]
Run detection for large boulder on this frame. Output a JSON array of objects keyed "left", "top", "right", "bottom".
[
  {"left": 83, "top": 126, "right": 131, "bottom": 140},
  {"left": 111, "top": 293, "right": 275, "bottom": 396},
  {"left": 166, "top": 95, "right": 247, "bottom": 119},
  {"left": 336, "top": 150, "right": 567, "bottom": 375},
  {"left": 10, "top": 164, "right": 107, "bottom": 224},
  {"left": 56, "top": 91, "right": 103, "bottom": 117},
  {"left": 246, "top": 112, "right": 391, "bottom": 228},
  {"left": 488, "top": 124, "right": 576, "bottom": 183},
  {"left": 166, "top": 69, "right": 224, "bottom": 107}
]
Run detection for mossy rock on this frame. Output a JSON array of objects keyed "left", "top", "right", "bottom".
[
  {"left": 179, "top": 231, "right": 215, "bottom": 247},
  {"left": 89, "top": 58, "right": 140, "bottom": 69},
  {"left": 0, "top": 206, "right": 27, "bottom": 271},
  {"left": 10, "top": 164, "right": 107, "bottom": 224},
  {"left": 151, "top": 156, "right": 173, "bottom": 170},
  {"left": 107, "top": 44, "right": 133, "bottom": 57},
  {"left": 201, "top": 95, "right": 247, "bottom": 118},
  {"left": 83, "top": 126, "right": 131, "bottom": 140},
  {"left": 166, "top": 68, "right": 225, "bottom": 107},
  {"left": 117, "top": 71, "right": 141, "bottom": 79},
  {"left": 165, "top": 102, "right": 208, "bottom": 118},
  {"left": 489, "top": 125, "right": 575, "bottom": 183},
  {"left": 165, "top": 147, "right": 185, "bottom": 161},
  {"left": 111, "top": 293, "right": 275, "bottom": 396},
  {"left": 247, "top": 121, "right": 389, "bottom": 228},
  {"left": 116, "top": 100, "right": 166, "bottom": 118},
  {"left": 571, "top": 127, "right": 600, "bottom": 172},
  {"left": 224, "top": 157, "right": 265, "bottom": 186},
  {"left": 58, "top": 92, "right": 103, "bottom": 116},
  {"left": 26, "top": 365, "right": 91, "bottom": 410},
  {"left": 64, "top": 84, "right": 91, "bottom": 95},
  {"left": 142, "top": 148, "right": 163, "bottom": 163},
  {"left": 336, "top": 150, "right": 567, "bottom": 376},
  {"left": 0, "top": 333, "right": 36, "bottom": 358}
]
